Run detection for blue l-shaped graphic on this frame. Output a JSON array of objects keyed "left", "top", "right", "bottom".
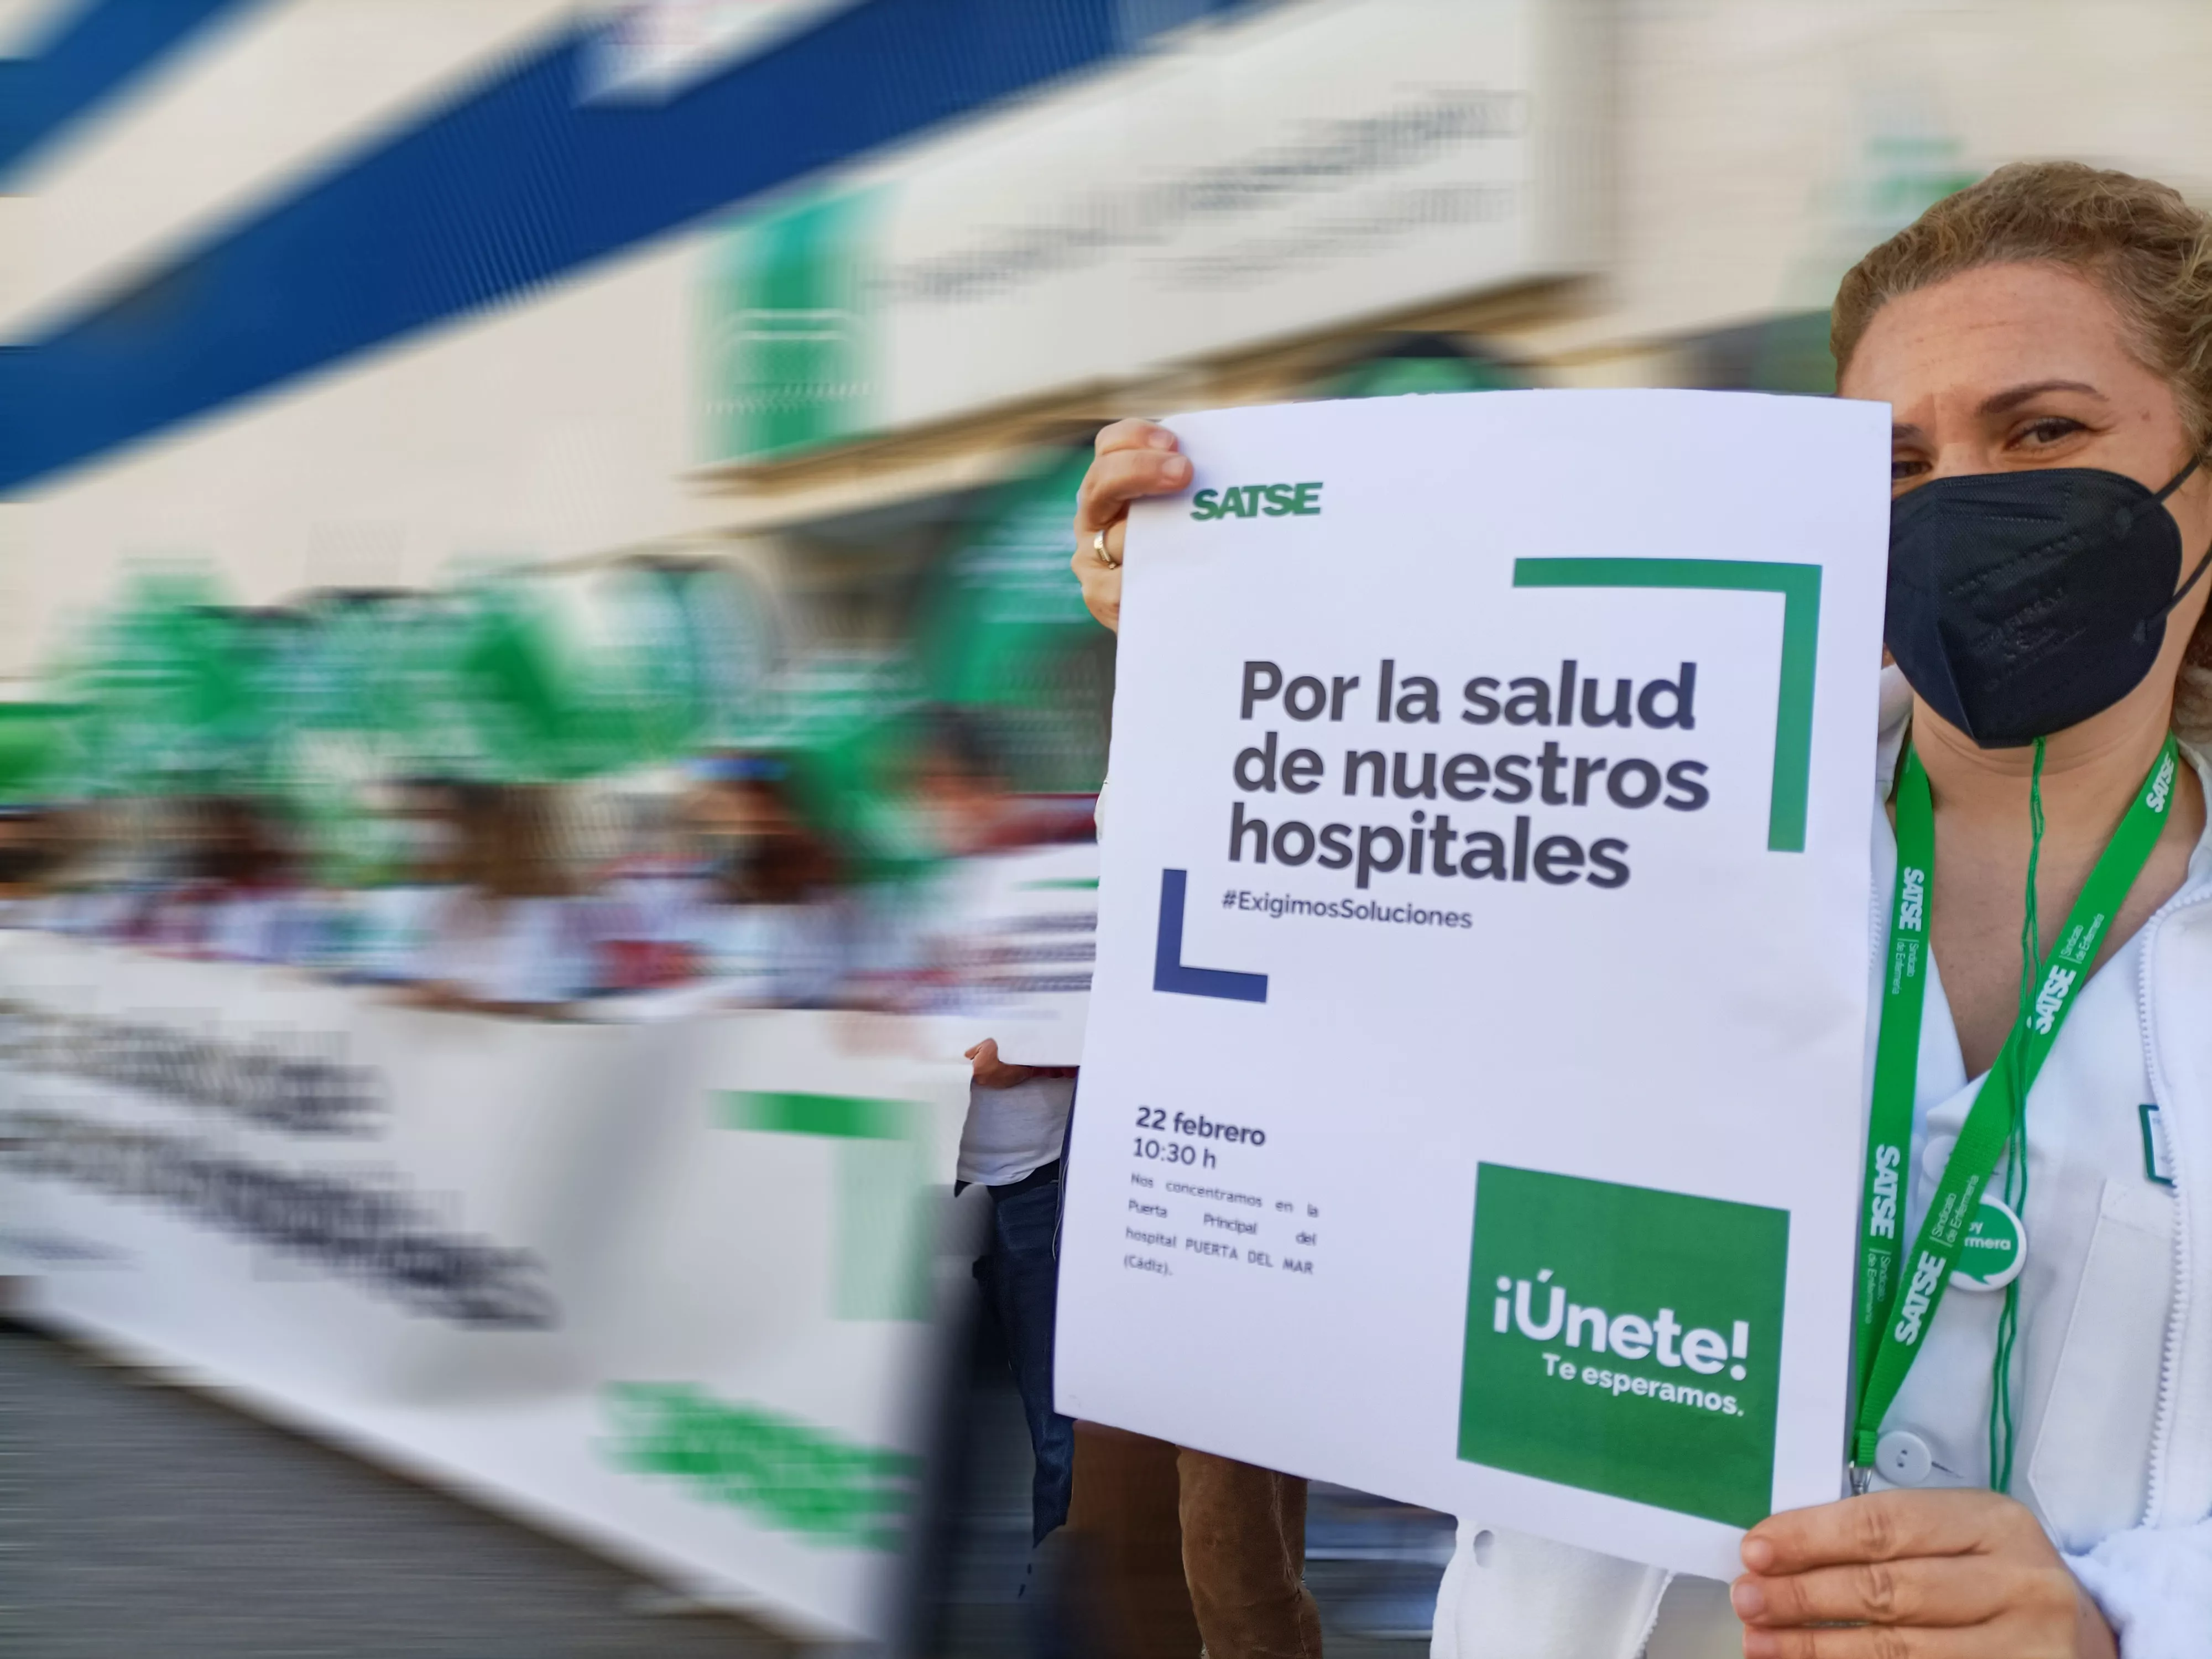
[{"left": 1154, "top": 869, "right": 1268, "bottom": 1003}]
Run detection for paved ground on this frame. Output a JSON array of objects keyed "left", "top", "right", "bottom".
[
  {"left": 5, "top": 1315, "right": 1444, "bottom": 1657},
  {"left": 3, "top": 1321, "right": 792, "bottom": 1659}
]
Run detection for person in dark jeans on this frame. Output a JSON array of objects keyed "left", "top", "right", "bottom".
[{"left": 961, "top": 1037, "right": 1077, "bottom": 1542}]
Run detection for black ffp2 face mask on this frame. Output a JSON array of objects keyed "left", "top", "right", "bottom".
[{"left": 1885, "top": 455, "right": 2212, "bottom": 748}]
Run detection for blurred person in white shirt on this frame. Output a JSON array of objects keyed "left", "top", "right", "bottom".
[
  {"left": 147, "top": 796, "right": 312, "bottom": 964},
  {"left": 600, "top": 753, "right": 850, "bottom": 1015},
  {"left": 413, "top": 784, "right": 603, "bottom": 1013}
]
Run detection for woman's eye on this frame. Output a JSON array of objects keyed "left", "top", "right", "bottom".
[
  {"left": 2015, "top": 416, "right": 2086, "bottom": 448},
  {"left": 1891, "top": 455, "right": 1929, "bottom": 483}
]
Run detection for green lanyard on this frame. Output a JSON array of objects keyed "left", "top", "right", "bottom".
[{"left": 1851, "top": 734, "right": 2180, "bottom": 1481}]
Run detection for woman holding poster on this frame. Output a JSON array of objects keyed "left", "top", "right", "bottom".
[{"left": 1074, "top": 162, "right": 2212, "bottom": 1658}]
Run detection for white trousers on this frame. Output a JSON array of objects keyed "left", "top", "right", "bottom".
[{"left": 1428, "top": 1522, "right": 1743, "bottom": 1659}]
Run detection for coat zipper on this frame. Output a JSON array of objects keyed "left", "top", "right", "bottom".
[{"left": 2136, "top": 883, "right": 2212, "bottom": 1526}]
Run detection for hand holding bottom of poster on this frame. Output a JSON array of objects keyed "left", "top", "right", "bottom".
[{"left": 1056, "top": 390, "right": 1888, "bottom": 1578}]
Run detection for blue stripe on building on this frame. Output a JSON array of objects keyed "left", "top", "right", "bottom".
[
  {"left": 0, "top": 0, "right": 263, "bottom": 180},
  {"left": 0, "top": 0, "right": 1247, "bottom": 494}
]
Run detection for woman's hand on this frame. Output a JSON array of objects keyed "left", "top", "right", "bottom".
[
  {"left": 1071, "top": 419, "right": 1192, "bottom": 633},
  {"left": 966, "top": 1037, "right": 1037, "bottom": 1090},
  {"left": 1731, "top": 1489, "right": 2115, "bottom": 1658}
]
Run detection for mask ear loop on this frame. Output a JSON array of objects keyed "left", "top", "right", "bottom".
[
  {"left": 2135, "top": 451, "right": 2212, "bottom": 640},
  {"left": 2150, "top": 449, "right": 2206, "bottom": 507},
  {"left": 2153, "top": 540, "right": 2212, "bottom": 625}
]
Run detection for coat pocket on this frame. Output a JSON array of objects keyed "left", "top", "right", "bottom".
[{"left": 2026, "top": 1178, "right": 2174, "bottom": 1552}]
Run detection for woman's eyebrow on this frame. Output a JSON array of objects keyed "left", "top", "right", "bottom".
[{"left": 1978, "top": 378, "right": 2104, "bottom": 416}]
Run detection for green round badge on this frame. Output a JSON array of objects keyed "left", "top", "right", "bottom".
[{"left": 1949, "top": 1194, "right": 2027, "bottom": 1292}]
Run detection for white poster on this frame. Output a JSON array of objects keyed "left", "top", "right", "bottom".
[{"left": 1056, "top": 390, "right": 1888, "bottom": 1577}]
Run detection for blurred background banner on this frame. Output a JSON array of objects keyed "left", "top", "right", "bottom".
[
  {"left": 701, "top": 0, "right": 1602, "bottom": 463},
  {"left": 0, "top": 928, "right": 971, "bottom": 1642}
]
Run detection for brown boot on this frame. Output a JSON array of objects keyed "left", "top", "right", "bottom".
[
  {"left": 1176, "top": 1448, "right": 1323, "bottom": 1659},
  {"left": 1063, "top": 1422, "right": 1204, "bottom": 1657}
]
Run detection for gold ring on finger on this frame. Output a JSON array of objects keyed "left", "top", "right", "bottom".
[{"left": 1094, "top": 528, "right": 1122, "bottom": 569}]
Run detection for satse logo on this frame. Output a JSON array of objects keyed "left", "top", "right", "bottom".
[
  {"left": 1190, "top": 482, "right": 1323, "bottom": 520},
  {"left": 1898, "top": 867, "right": 1927, "bottom": 934},
  {"left": 2149, "top": 752, "right": 2177, "bottom": 813},
  {"left": 2032, "top": 964, "right": 2079, "bottom": 1035},
  {"left": 1892, "top": 1248, "right": 1947, "bottom": 1344},
  {"left": 1868, "top": 1144, "right": 1901, "bottom": 1240}
]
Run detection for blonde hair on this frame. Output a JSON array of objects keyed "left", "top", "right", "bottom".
[{"left": 1832, "top": 160, "right": 2212, "bottom": 741}]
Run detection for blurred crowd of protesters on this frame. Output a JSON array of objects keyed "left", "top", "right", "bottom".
[{"left": 0, "top": 706, "right": 1094, "bottom": 1020}]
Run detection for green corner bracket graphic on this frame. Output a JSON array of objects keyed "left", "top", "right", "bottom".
[
  {"left": 1512, "top": 558, "right": 1822, "bottom": 853},
  {"left": 718, "top": 1090, "right": 930, "bottom": 1322}
]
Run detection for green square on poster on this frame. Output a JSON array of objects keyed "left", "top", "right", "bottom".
[{"left": 1459, "top": 1163, "right": 1790, "bottom": 1527}]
